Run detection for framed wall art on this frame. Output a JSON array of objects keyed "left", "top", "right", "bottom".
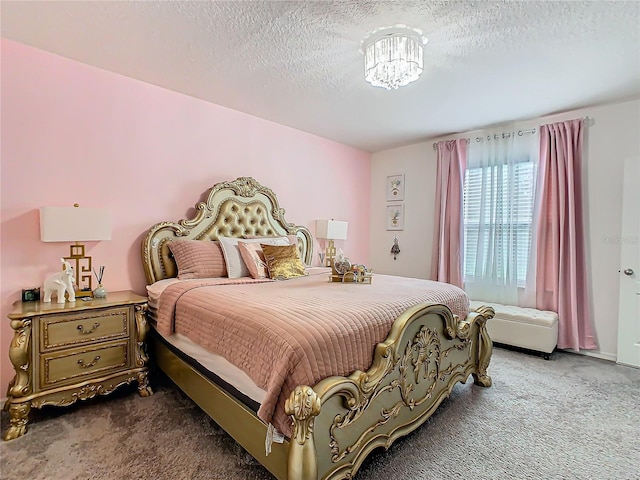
[
  {"left": 386, "top": 203, "right": 404, "bottom": 231},
  {"left": 386, "top": 174, "right": 405, "bottom": 201}
]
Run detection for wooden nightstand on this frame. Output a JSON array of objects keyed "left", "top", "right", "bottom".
[{"left": 3, "top": 291, "right": 153, "bottom": 441}]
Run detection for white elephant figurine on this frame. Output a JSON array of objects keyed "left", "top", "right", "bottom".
[{"left": 43, "top": 258, "right": 76, "bottom": 303}]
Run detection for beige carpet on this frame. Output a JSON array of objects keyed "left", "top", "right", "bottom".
[{"left": 1, "top": 347, "right": 639, "bottom": 480}]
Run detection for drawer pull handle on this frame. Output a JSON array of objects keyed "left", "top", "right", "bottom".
[
  {"left": 77, "top": 322, "right": 100, "bottom": 335},
  {"left": 77, "top": 356, "right": 100, "bottom": 368}
]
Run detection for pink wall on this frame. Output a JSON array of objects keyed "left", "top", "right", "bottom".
[{"left": 0, "top": 39, "right": 371, "bottom": 396}]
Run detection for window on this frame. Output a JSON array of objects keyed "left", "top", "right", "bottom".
[{"left": 462, "top": 159, "right": 535, "bottom": 288}]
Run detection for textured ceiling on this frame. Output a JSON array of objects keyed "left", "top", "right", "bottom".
[{"left": 2, "top": 1, "right": 639, "bottom": 152}]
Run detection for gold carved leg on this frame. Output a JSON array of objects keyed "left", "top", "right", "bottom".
[
  {"left": 285, "top": 386, "right": 321, "bottom": 480},
  {"left": 3, "top": 401, "right": 31, "bottom": 441},
  {"left": 472, "top": 306, "right": 494, "bottom": 387},
  {"left": 134, "top": 304, "right": 153, "bottom": 397},
  {"left": 8, "top": 319, "right": 32, "bottom": 399},
  {"left": 137, "top": 370, "right": 153, "bottom": 397},
  {"left": 3, "top": 319, "right": 33, "bottom": 440}
]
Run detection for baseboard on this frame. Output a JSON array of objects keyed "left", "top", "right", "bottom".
[
  {"left": 559, "top": 348, "right": 617, "bottom": 363},
  {"left": 493, "top": 342, "right": 551, "bottom": 359},
  {"left": 497, "top": 344, "right": 618, "bottom": 363}
]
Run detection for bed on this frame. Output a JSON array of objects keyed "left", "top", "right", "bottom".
[{"left": 140, "top": 176, "right": 495, "bottom": 480}]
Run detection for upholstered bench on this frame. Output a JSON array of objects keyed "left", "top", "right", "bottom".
[{"left": 469, "top": 301, "right": 559, "bottom": 360}]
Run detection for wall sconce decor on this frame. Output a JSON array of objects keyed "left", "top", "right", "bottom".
[
  {"left": 316, "top": 219, "right": 348, "bottom": 267},
  {"left": 40, "top": 205, "right": 111, "bottom": 297},
  {"left": 391, "top": 236, "right": 401, "bottom": 260}
]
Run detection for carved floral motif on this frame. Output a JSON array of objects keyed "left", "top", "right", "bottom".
[
  {"left": 30, "top": 375, "right": 138, "bottom": 409},
  {"left": 328, "top": 324, "right": 476, "bottom": 464}
]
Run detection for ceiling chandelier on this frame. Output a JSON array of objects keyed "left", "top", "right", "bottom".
[{"left": 360, "top": 25, "right": 428, "bottom": 91}]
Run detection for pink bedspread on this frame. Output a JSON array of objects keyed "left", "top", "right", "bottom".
[{"left": 155, "top": 271, "right": 469, "bottom": 437}]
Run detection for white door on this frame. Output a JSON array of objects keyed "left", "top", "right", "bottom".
[{"left": 617, "top": 157, "right": 640, "bottom": 367}]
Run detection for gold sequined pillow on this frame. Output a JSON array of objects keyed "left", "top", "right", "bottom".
[{"left": 261, "top": 244, "right": 307, "bottom": 280}]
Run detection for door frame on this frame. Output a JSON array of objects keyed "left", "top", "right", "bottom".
[{"left": 617, "top": 157, "right": 640, "bottom": 368}]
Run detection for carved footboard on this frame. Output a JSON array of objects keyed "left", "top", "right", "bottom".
[{"left": 285, "top": 303, "right": 495, "bottom": 480}]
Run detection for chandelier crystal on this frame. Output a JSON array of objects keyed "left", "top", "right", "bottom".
[{"left": 361, "top": 25, "right": 428, "bottom": 90}]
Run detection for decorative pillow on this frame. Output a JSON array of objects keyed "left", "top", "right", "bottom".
[
  {"left": 243, "top": 234, "right": 298, "bottom": 246},
  {"left": 219, "top": 236, "right": 290, "bottom": 278},
  {"left": 261, "top": 244, "right": 307, "bottom": 280},
  {"left": 167, "top": 240, "right": 227, "bottom": 279},
  {"left": 243, "top": 234, "right": 308, "bottom": 266},
  {"left": 237, "top": 241, "right": 269, "bottom": 279}
]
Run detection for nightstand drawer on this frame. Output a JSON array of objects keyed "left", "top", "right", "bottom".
[
  {"left": 40, "top": 308, "right": 129, "bottom": 351},
  {"left": 40, "top": 340, "right": 129, "bottom": 389}
]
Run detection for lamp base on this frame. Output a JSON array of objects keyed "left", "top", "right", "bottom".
[
  {"left": 64, "top": 243, "right": 93, "bottom": 297},
  {"left": 325, "top": 239, "right": 336, "bottom": 267}
]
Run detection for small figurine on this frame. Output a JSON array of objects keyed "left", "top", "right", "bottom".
[
  {"left": 43, "top": 258, "right": 76, "bottom": 303},
  {"left": 391, "top": 236, "right": 401, "bottom": 260}
]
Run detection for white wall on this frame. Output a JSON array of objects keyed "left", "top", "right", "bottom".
[
  {"left": 370, "top": 142, "right": 437, "bottom": 279},
  {"left": 370, "top": 99, "right": 640, "bottom": 360}
]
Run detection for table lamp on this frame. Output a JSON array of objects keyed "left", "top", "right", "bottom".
[
  {"left": 40, "top": 205, "right": 111, "bottom": 297},
  {"left": 315, "top": 219, "right": 348, "bottom": 267}
]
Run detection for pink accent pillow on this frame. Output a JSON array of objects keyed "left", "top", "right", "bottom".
[
  {"left": 167, "top": 240, "right": 227, "bottom": 279},
  {"left": 237, "top": 242, "right": 270, "bottom": 279}
]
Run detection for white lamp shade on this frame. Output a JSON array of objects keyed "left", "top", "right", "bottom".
[
  {"left": 40, "top": 207, "right": 112, "bottom": 242},
  {"left": 316, "top": 220, "right": 348, "bottom": 240}
]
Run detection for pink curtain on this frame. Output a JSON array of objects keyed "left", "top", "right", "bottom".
[
  {"left": 535, "top": 119, "right": 597, "bottom": 350},
  {"left": 431, "top": 139, "right": 467, "bottom": 288}
]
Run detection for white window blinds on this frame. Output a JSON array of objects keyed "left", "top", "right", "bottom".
[{"left": 463, "top": 161, "right": 535, "bottom": 287}]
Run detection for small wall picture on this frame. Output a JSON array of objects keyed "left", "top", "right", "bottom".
[
  {"left": 386, "top": 174, "right": 405, "bottom": 201},
  {"left": 386, "top": 204, "right": 404, "bottom": 231}
]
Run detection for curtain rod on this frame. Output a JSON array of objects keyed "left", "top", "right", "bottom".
[
  {"left": 432, "top": 116, "right": 591, "bottom": 150},
  {"left": 432, "top": 129, "right": 535, "bottom": 150}
]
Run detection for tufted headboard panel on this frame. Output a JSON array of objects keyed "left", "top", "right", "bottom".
[{"left": 141, "top": 177, "right": 313, "bottom": 284}]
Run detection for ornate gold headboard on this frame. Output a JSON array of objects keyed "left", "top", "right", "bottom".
[{"left": 141, "top": 177, "right": 313, "bottom": 284}]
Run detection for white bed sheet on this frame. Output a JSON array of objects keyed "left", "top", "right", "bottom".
[
  {"left": 146, "top": 277, "right": 182, "bottom": 309},
  {"left": 161, "top": 332, "right": 267, "bottom": 404}
]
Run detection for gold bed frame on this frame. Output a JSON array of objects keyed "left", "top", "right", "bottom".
[{"left": 140, "top": 177, "right": 495, "bottom": 480}]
